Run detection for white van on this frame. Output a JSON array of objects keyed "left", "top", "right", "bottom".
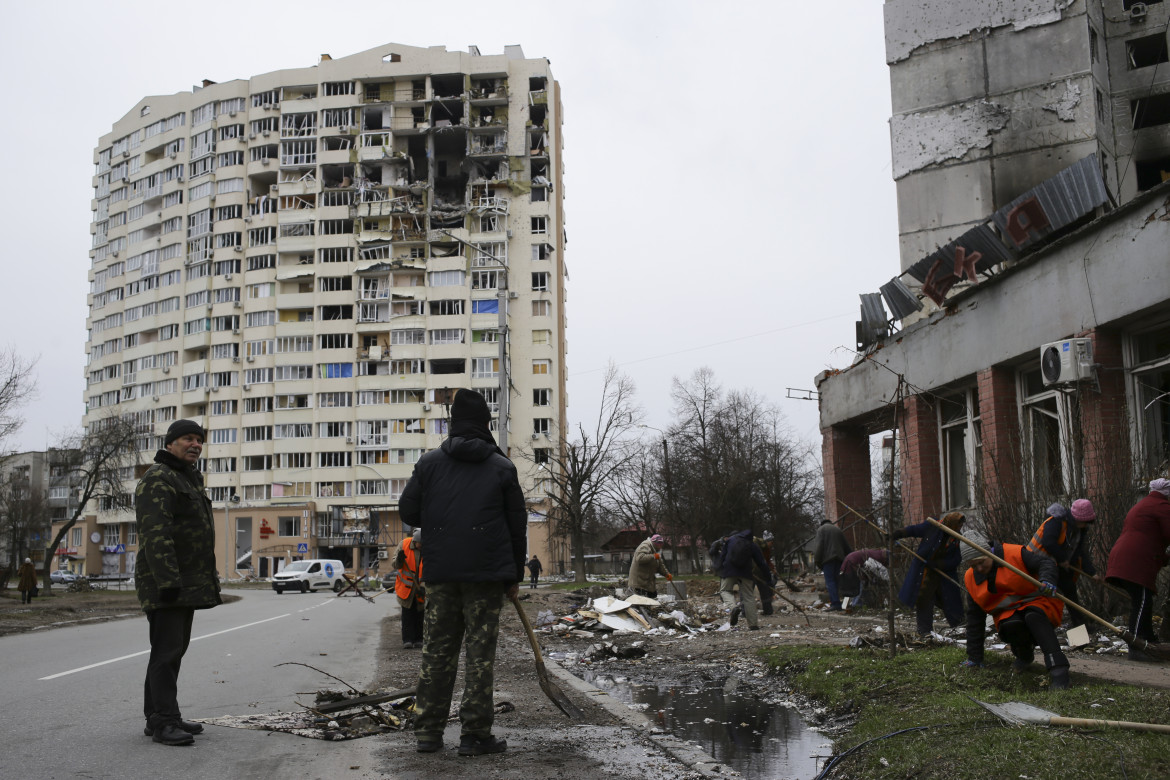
[{"left": 271, "top": 559, "right": 347, "bottom": 594}]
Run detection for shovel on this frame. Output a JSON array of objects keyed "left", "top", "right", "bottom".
[
  {"left": 508, "top": 592, "right": 585, "bottom": 721},
  {"left": 972, "top": 697, "right": 1170, "bottom": 734},
  {"left": 925, "top": 518, "right": 1168, "bottom": 660}
]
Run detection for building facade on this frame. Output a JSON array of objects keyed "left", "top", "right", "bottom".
[
  {"left": 819, "top": 1, "right": 1170, "bottom": 530},
  {"left": 80, "top": 43, "right": 567, "bottom": 579}
]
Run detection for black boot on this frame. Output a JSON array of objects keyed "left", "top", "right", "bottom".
[{"left": 1045, "top": 652, "right": 1070, "bottom": 690}]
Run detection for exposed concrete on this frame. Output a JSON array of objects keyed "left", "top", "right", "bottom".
[
  {"left": 818, "top": 185, "right": 1170, "bottom": 429},
  {"left": 891, "top": 100, "right": 1009, "bottom": 180},
  {"left": 884, "top": 0, "right": 1078, "bottom": 64},
  {"left": 895, "top": 160, "right": 995, "bottom": 234}
]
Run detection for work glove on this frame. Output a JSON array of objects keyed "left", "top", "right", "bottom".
[
  {"left": 654, "top": 553, "right": 661, "bottom": 560},
  {"left": 159, "top": 587, "right": 181, "bottom": 603},
  {"left": 959, "top": 659, "right": 984, "bottom": 669},
  {"left": 1039, "top": 581, "right": 1057, "bottom": 597},
  {"left": 666, "top": 573, "right": 673, "bottom": 581}
]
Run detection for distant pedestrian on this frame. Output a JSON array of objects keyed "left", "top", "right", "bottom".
[
  {"left": 893, "top": 512, "right": 964, "bottom": 635},
  {"left": 526, "top": 555, "right": 542, "bottom": 589},
  {"left": 628, "top": 534, "right": 672, "bottom": 599},
  {"left": 401, "top": 389, "right": 526, "bottom": 756},
  {"left": 135, "top": 419, "right": 222, "bottom": 746},
  {"left": 719, "top": 529, "right": 770, "bottom": 630},
  {"left": 1026, "top": 500, "right": 1100, "bottom": 629},
  {"left": 1105, "top": 478, "right": 1170, "bottom": 662},
  {"left": 17, "top": 558, "right": 37, "bottom": 604},
  {"left": 962, "top": 530, "right": 1069, "bottom": 689},
  {"left": 394, "top": 529, "right": 424, "bottom": 649},
  {"left": 813, "top": 519, "right": 851, "bottom": 611}
]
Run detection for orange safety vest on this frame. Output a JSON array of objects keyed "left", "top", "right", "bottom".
[
  {"left": 394, "top": 537, "right": 423, "bottom": 607},
  {"left": 1025, "top": 516, "right": 1066, "bottom": 557},
  {"left": 964, "top": 543, "right": 1063, "bottom": 629}
]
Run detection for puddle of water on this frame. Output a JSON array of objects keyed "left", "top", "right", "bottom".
[{"left": 582, "top": 671, "right": 827, "bottom": 780}]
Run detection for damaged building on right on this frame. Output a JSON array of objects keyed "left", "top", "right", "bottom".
[{"left": 818, "top": 0, "right": 1170, "bottom": 532}]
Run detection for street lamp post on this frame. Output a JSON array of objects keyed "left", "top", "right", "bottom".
[{"left": 223, "top": 493, "right": 240, "bottom": 581}]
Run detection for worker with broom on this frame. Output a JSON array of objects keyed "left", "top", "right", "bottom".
[
  {"left": 400, "top": 388, "right": 527, "bottom": 757},
  {"left": 892, "top": 511, "right": 965, "bottom": 635},
  {"left": 961, "top": 529, "right": 1070, "bottom": 689},
  {"left": 1025, "top": 499, "right": 1100, "bottom": 630}
]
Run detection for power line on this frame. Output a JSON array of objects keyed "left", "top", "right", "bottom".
[{"left": 570, "top": 312, "right": 855, "bottom": 377}]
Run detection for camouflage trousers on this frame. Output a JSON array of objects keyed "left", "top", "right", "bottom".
[{"left": 414, "top": 581, "right": 505, "bottom": 742}]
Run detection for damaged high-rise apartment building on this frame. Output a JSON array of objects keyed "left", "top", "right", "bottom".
[
  {"left": 819, "top": 1, "right": 1170, "bottom": 525},
  {"left": 74, "top": 44, "right": 567, "bottom": 580}
]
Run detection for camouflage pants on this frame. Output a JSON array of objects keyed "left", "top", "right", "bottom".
[{"left": 414, "top": 581, "right": 505, "bottom": 742}]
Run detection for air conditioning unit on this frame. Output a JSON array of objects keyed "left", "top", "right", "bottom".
[
  {"left": 263, "top": 103, "right": 273, "bottom": 110},
  {"left": 423, "top": 403, "right": 432, "bottom": 411},
  {"left": 169, "top": 152, "right": 177, "bottom": 159},
  {"left": 261, "top": 158, "right": 270, "bottom": 166},
  {"left": 121, "top": 177, "right": 129, "bottom": 184},
  {"left": 244, "top": 216, "right": 251, "bottom": 223},
  {"left": 162, "top": 366, "right": 170, "bottom": 374},
  {"left": 345, "top": 435, "right": 354, "bottom": 443},
  {"left": 339, "top": 125, "right": 350, "bottom": 133},
  {"left": 377, "top": 550, "right": 389, "bottom": 560},
  {"left": 249, "top": 133, "right": 256, "bottom": 140},
  {"left": 234, "top": 245, "right": 243, "bottom": 252},
  {"left": 1040, "top": 338, "right": 1094, "bottom": 385},
  {"left": 233, "top": 301, "right": 241, "bottom": 309},
  {"left": 246, "top": 355, "right": 254, "bottom": 362},
  {"left": 243, "top": 383, "right": 251, "bottom": 390},
  {"left": 224, "top": 273, "right": 233, "bottom": 280},
  {"left": 262, "top": 130, "right": 271, "bottom": 137},
  {"left": 508, "top": 292, "right": 518, "bottom": 299},
  {"left": 531, "top": 433, "right": 539, "bottom": 440},
  {"left": 229, "top": 111, "right": 237, "bottom": 118},
  {"left": 232, "top": 328, "right": 240, "bottom": 334},
  {"left": 112, "top": 251, "right": 119, "bottom": 258},
  {"left": 177, "top": 175, "right": 184, "bottom": 182},
  {"left": 152, "top": 395, "right": 160, "bottom": 402},
  {"left": 232, "top": 357, "right": 240, "bottom": 363},
  {"left": 1129, "top": 2, "right": 1149, "bottom": 20}
]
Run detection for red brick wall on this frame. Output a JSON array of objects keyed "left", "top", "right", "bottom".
[
  {"left": 900, "top": 394, "right": 942, "bottom": 520},
  {"left": 821, "top": 425, "right": 872, "bottom": 525},
  {"left": 977, "top": 365, "right": 1022, "bottom": 506},
  {"left": 1078, "top": 328, "right": 1130, "bottom": 498}
]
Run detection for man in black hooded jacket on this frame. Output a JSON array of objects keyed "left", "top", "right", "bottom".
[{"left": 401, "top": 388, "right": 527, "bottom": 757}]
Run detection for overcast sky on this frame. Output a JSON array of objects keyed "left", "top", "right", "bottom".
[{"left": 0, "top": 0, "right": 897, "bottom": 454}]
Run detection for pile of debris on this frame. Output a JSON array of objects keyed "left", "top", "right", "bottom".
[{"left": 199, "top": 686, "right": 418, "bottom": 740}]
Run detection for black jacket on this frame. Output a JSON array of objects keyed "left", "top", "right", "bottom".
[{"left": 399, "top": 435, "right": 527, "bottom": 584}]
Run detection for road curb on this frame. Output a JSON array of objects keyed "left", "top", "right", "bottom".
[{"left": 542, "top": 654, "right": 741, "bottom": 778}]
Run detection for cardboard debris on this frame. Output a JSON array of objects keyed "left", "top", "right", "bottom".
[{"left": 592, "top": 596, "right": 633, "bottom": 614}]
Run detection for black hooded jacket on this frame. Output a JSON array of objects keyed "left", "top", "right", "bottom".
[{"left": 399, "top": 434, "right": 527, "bottom": 584}]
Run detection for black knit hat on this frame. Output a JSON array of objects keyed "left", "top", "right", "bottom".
[
  {"left": 165, "top": 419, "right": 206, "bottom": 445},
  {"left": 451, "top": 389, "right": 491, "bottom": 425}
]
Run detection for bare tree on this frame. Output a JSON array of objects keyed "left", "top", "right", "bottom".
[
  {"left": 523, "top": 364, "right": 643, "bottom": 583},
  {"left": 0, "top": 346, "right": 38, "bottom": 456},
  {"left": 41, "top": 415, "right": 139, "bottom": 592},
  {"left": 0, "top": 471, "right": 50, "bottom": 572}
]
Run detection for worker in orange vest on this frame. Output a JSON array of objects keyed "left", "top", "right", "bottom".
[
  {"left": 395, "top": 529, "right": 424, "bottom": 649},
  {"left": 962, "top": 530, "right": 1069, "bottom": 689}
]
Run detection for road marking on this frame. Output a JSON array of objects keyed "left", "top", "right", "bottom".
[{"left": 39, "top": 614, "right": 291, "bottom": 680}]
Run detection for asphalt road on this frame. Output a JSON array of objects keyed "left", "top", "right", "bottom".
[{"left": 0, "top": 588, "right": 396, "bottom": 780}]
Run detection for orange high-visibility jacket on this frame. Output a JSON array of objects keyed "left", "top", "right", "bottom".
[
  {"left": 965, "top": 543, "right": 1063, "bottom": 629},
  {"left": 394, "top": 537, "right": 423, "bottom": 607}
]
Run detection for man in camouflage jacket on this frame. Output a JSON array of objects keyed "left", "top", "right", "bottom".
[
  {"left": 400, "top": 389, "right": 526, "bottom": 757},
  {"left": 135, "top": 419, "right": 222, "bottom": 746}
]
